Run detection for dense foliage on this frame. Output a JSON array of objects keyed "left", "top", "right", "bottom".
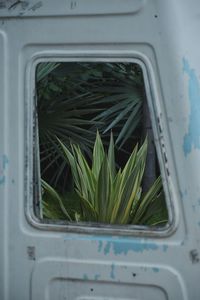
[
  {"left": 42, "top": 132, "right": 168, "bottom": 225},
  {"left": 36, "top": 62, "right": 168, "bottom": 226},
  {"left": 37, "top": 62, "right": 144, "bottom": 189}
]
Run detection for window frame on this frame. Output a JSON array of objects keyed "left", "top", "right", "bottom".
[{"left": 25, "top": 53, "right": 176, "bottom": 237}]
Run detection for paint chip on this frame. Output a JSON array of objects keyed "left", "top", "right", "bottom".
[{"left": 183, "top": 58, "right": 200, "bottom": 156}]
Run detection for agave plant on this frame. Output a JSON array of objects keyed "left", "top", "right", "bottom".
[{"left": 42, "top": 132, "right": 168, "bottom": 225}]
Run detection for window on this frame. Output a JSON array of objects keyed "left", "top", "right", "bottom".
[{"left": 32, "top": 61, "right": 169, "bottom": 230}]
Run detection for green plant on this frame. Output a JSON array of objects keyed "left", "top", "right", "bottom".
[
  {"left": 37, "top": 63, "right": 100, "bottom": 187},
  {"left": 91, "top": 63, "right": 143, "bottom": 148},
  {"left": 42, "top": 132, "right": 168, "bottom": 226},
  {"left": 37, "top": 62, "right": 144, "bottom": 188}
]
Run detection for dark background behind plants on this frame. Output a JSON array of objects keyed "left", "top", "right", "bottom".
[{"left": 36, "top": 62, "right": 167, "bottom": 224}]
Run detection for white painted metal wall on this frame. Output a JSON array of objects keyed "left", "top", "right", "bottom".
[{"left": 0, "top": 0, "right": 200, "bottom": 299}]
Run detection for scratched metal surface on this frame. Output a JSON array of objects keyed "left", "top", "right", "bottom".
[
  {"left": 0, "top": 0, "right": 145, "bottom": 16},
  {"left": 0, "top": 0, "right": 200, "bottom": 299}
]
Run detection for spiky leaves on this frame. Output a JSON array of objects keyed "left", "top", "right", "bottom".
[{"left": 42, "top": 132, "right": 167, "bottom": 225}]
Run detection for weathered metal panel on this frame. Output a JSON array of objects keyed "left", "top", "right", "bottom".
[
  {"left": 0, "top": 0, "right": 200, "bottom": 299},
  {"left": 0, "top": 0, "right": 146, "bottom": 17}
]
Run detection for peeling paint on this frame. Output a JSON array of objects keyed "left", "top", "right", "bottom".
[
  {"left": 101, "top": 240, "right": 159, "bottom": 255},
  {"left": 104, "top": 241, "right": 112, "bottom": 255},
  {"left": 65, "top": 235, "right": 168, "bottom": 256},
  {"left": 183, "top": 58, "right": 200, "bottom": 156}
]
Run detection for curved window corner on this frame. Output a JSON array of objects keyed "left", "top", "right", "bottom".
[{"left": 30, "top": 59, "right": 173, "bottom": 235}]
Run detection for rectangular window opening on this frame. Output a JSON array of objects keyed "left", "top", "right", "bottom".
[{"left": 33, "top": 61, "right": 169, "bottom": 230}]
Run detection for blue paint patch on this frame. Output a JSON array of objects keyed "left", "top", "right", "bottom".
[
  {"left": 94, "top": 274, "right": 100, "bottom": 280},
  {"left": 102, "top": 240, "right": 159, "bottom": 256},
  {"left": 0, "top": 154, "right": 8, "bottom": 185},
  {"left": 104, "top": 242, "right": 112, "bottom": 255},
  {"left": 64, "top": 235, "right": 167, "bottom": 257},
  {"left": 110, "top": 264, "right": 115, "bottom": 279},
  {"left": 183, "top": 58, "right": 200, "bottom": 156},
  {"left": 152, "top": 267, "right": 160, "bottom": 273}
]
